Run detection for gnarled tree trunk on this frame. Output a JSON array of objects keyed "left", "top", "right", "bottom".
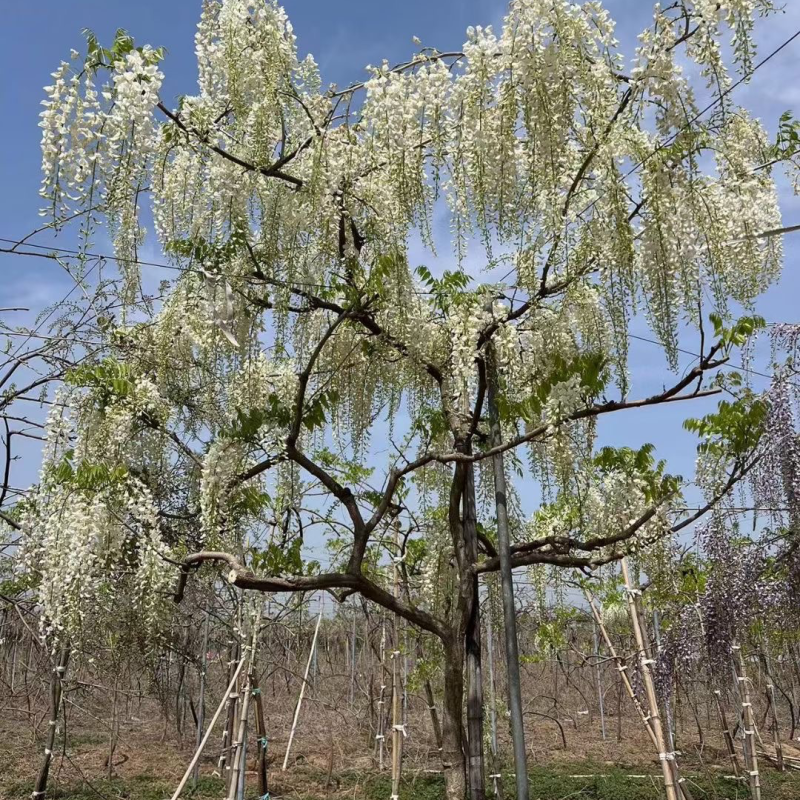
[{"left": 441, "top": 636, "right": 468, "bottom": 800}]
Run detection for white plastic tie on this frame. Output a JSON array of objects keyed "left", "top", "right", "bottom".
[
  {"left": 489, "top": 774, "right": 502, "bottom": 779},
  {"left": 642, "top": 659, "right": 656, "bottom": 665},
  {"left": 749, "top": 770, "right": 759, "bottom": 776},
  {"left": 392, "top": 724, "right": 407, "bottom": 737},
  {"left": 375, "top": 734, "right": 385, "bottom": 740}
]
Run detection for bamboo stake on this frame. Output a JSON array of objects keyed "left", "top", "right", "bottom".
[
  {"left": 219, "top": 639, "right": 240, "bottom": 783},
  {"left": 228, "top": 680, "right": 251, "bottom": 800},
  {"left": 652, "top": 610, "right": 676, "bottom": 751},
  {"left": 169, "top": 656, "right": 246, "bottom": 800},
  {"left": 620, "top": 559, "right": 679, "bottom": 800},
  {"left": 766, "top": 680, "right": 785, "bottom": 771},
  {"left": 390, "top": 523, "right": 405, "bottom": 800},
  {"left": 733, "top": 644, "right": 762, "bottom": 800},
  {"left": 587, "top": 576, "right": 691, "bottom": 799},
  {"left": 586, "top": 589, "right": 660, "bottom": 745},
  {"left": 713, "top": 689, "right": 741, "bottom": 776},
  {"left": 486, "top": 345, "right": 529, "bottom": 800},
  {"left": 193, "top": 608, "right": 211, "bottom": 789},
  {"left": 252, "top": 675, "right": 269, "bottom": 798},
  {"left": 32, "top": 645, "right": 70, "bottom": 800},
  {"left": 350, "top": 603, "right": 357, "bottom": 707},
  {"left": 227, "top": 624, "right": 259, "bottom": 800},
  {"left": 761, "top": 636, "right": 785, "bottom": 771},
  {"left": 376, "top": 611, "right": 387, "bottom": 770},
  {"left": 282, "top": 603, "right": 323, "bottom": 771},
  {"left": 486, "top": 605, "right": 504, "bottom": 799},
  {"left": 591, "top": 620, "right": 607, "bottom": 741},
  {"left": 416, "top": 639, "right": 444, "bottom": 756}
]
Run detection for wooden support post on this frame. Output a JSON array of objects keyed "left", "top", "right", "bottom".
[{"left": 282, "top": 605, "right": 323, "bottom": 771}]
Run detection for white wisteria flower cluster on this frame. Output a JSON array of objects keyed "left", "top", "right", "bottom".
[{"left": 24, "top": 0, "right": 786, "bottom": 650}]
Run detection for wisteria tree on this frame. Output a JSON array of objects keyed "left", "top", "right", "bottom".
[{"left": 17, "top": 1, "right": 797, "bottom": 798}]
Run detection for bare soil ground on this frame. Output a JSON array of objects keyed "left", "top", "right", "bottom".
[{"left": 3, "top": 695, "right": 800, "bottom": 799}]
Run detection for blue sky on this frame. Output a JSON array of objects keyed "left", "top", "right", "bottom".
[{"left": 2, "top": 1, "right": 800, "bottom": 558}]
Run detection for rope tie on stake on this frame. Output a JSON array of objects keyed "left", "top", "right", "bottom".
[
  {"left": 642, "top": 658, "right": 656, "bottom": 666},
  {"left": 625, "top": 587, "right": 642, "bottom": 596},
  {"left": 375, "top": 734, "right": 385, "bottom": 740},
  {"left": 392, "top": 724, "right": 407, "bottom": 737}
]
